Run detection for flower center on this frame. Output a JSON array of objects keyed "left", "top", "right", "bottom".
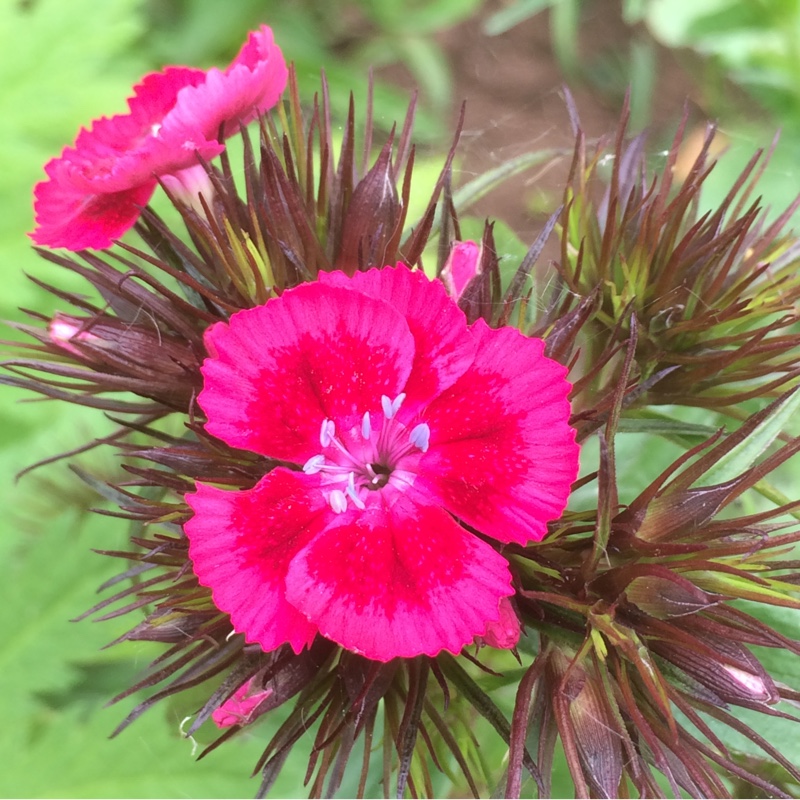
[{"left": 302, "top": 393, "right": 430, "bottom": 514}]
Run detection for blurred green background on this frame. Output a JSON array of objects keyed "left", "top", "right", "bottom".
[{"left": 4, "top": 0, "right": 800, "bottom": 796}]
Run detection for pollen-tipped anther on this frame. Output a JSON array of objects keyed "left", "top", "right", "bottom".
[
  {"left": 329, "top": 489, "right": 347, "bottom": 514},
  {"left": 320, "top": 418, "right": 336, "bottom": 447},
  {"left": 409, "top": 423, "right": 431, "bottom": 452},
  {"left": 381, "top": 393, "right": 406, "bottom": 420}
]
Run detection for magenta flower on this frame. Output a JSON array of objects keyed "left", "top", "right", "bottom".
[
  {"left": 31, "top": 26, "right": 287, "bottom": 251},
  {"left": 185, "top": 266, "right": 578, "bottom": 662}
]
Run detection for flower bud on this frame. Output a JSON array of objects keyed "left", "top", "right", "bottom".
[
  {"left": 481, "top": 596, "right": 521, "bottom": 649},
  {"left": 335, "top": 142, "right": 400, "bottom": 271},
  {"left": 440, "top": 240, "right": 482, "bottom": 300},
  {"left": 48, "top": 312, "right": 200, "bottom": 406},
  {"left": 49, "top": 316, "right": 100, "bottom": 357},
  {"left": 549, "top": 649, "right": 624, "bottom": 798},
  {"left": 652, "top": 637, "right": 777, "bottom": 706},
  {"left": 212, "top": 677, "right": 273, "bottom": 728}
]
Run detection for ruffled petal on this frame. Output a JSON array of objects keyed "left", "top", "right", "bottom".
[
  {"left": 416, "top": 320, "right": 578, "bottom": 544},
  {"left": 284, "top": 489, "right": 513, "bottom": 661},
  {"left": 319, "top": 266, "right": 476, "bottom": 407},
  {"left": 161, "top": 26, "right": 287, "bottom": 143},
  {"left": 31, "top": 161, "right": 156, "bottom": 250},
  {"left": 30, "top": 68, "right": 210, "bottom": 248},
  {"left": 185, "top": 468, "right": 325, "bottom": 654},
  {"left": 29, "top": 28, "right": 284, "bottom": 250},
  {"left": 199, "top": 281, "right": 416, "bottom": 462},
  {"left": 70, "top": 68, "right": 211, "bottom": 192}
]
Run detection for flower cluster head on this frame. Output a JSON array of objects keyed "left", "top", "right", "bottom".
[
  {"left": 186, "top": 265, "right": 577, "bottom": 661},
  {"left": 11, "top": 23, "right": 800, "bottom": 800},
  {"left": 31, "top": 25, "right": 287, "bottom": 250}
]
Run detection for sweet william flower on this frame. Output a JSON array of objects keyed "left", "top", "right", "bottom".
[
  {"left": 186, "top": 265, "right": 578, "bottom": 662},
  {"left": 31, "top": 25, "right": 287, "bottom": 250}
]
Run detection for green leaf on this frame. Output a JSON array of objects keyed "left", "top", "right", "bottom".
[
  {"left": 616, "top": 416, "right": 719, "bottom": 439},
  {"left": 0, "top": 699, "right": 306, "bottom": 799},
  {"left": 700, "top": 390, "right": 800, "bottom": 487}
]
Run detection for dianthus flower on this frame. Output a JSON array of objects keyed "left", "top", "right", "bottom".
[
  {"left": 186, "top": 265, "right": 578, "bottom": 662},
  {"left": 31, "top": 25, "right": 287, "bottom": 250}
]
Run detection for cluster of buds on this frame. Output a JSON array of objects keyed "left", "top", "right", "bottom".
[{"left": 6, "top": 26, "right": 800, "bottom": 800}]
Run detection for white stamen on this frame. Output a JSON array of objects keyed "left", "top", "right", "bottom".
[
  {"left": 361, "top": 411, "right": 371, "bottom": 439},
  {"left": 409, "top": 423, "right": 431, "bottom": 453},
  {"left": 151, "top": 122, "right": 162, "bottom": 137},
  {"left": 320, "top": 418, "right": 336, "bottom": 448},
  {"left": 381, "top": 392, "right": 406, "bottom": 420},
  {"left": 346, "top": 473, "right": 366, "bottom": 510},
  {"left": 303, "top": 455, "right": 326, "bottom": 474},
  {"left": 329, "top": 489, "right": 348, "bottom": 514}
]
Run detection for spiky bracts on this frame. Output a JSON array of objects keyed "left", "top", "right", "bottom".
[
  {"left": 8, "top": 68, "right": 800, "bottom": 799},
  {"left": 549, "top": 103, "right": 800, "bottom": 410},
  {"left": 504, "top": 379, "right": 800, "bottom": 797}
]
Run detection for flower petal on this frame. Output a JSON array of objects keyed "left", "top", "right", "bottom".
[
  {"left": 29, "top": 28, "right": 285, "bottom": 251},
  {"left": 417, "top": 320, "right": 578, "bottom": 544},
  {"left": 319, "top": 266, "right": 476, "bottom": 408},
  {"left": 185, "top": 468, "right": 325, "bottom": 654},
  {"left": 71, "top": 67, "right": 213, "bottom": 192},
  {"left": 31, "top": 163, "right": 156, "bottom": 250},
  {"left": 199, "top": 281, "right": 416, "bottom": 462},
  {"left": 284, "top": 489, "right": 513, "bottom": 661},
  {"left": 165, "top": 25, "right": 288, "bottom": 141}
]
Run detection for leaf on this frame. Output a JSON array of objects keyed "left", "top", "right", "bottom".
[
  {"left": 616, "top": 416, "right": 720, "bottom": 439},
  {"left": 700, "top": 389, "right": 800, "bottom": 487},
  {"left": 0, "top": 701, "right": 306, "bottom": 799}
]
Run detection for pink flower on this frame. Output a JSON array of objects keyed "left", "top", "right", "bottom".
[
  {"left": 31, "top": 26, "right": 287, "bottom": 251},
  {"left": 441, "top": 240, "right": 482, "bottom": 299},
  {"left": 185, "top": 266, "right": 578, "bottom": 662},
  {"left": 212, "top": 678, "right": 273, "bottom": 729}
]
